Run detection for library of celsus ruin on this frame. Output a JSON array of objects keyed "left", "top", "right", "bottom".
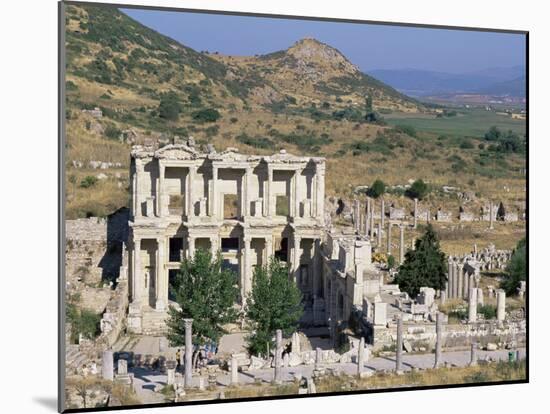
[{"left": 127, "top": 140, "right": 326, "bottom": 334}]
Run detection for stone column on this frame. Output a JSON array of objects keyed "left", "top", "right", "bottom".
[
  {"left": 312, "top": 239, "right": 320, "bottom": 298},
  {"left": 468, "top": 288, "right": 478, "bottom": 323},
  {"left": 230, "top": 354, "right": 239, "bottom": 385},
  {"left": 386, "top": 222, "right": 392, "bottom": 255},
  {"left": 353, "top": 199, "right": 360, "bottom": 232},
  {"left": 184, "top": 319, "right": 193, "bottom": 388},
  {"left": 396, "top": 315, "right": 403, "bottom": 373},
  {"left": 377, "top": 222, "right": 382, "bottom": 248},
  {"left": 274, "top": 329, "right": 283, "bottom": 384},
  {"left": 102, "top": 350, "right": 114, "bottom": 381},
  {"left": 293, "top": 235, "right": 302, "bottom": 282},
  {"left": 188, "top": 236, "right": 195, "bottom": 259},
  {"left": 453, "top": 263, "right": 460, "bottom": 299},
  {"left": 357, "top": 337, "right": 365, "bottom": 376},
  {"left": 489, "top": 201, "right": 494, "bottom": 229},
  {"left": 211, "top": 165, "right": 218, "bottom": 218},
  {"left": 399, "top": 225, "right": 405, "bottom": 264},
  {"left": 134, "top": 159, "right": 143, "bottom": 218},
  {"left": 365, "top": 198, "right": 371, "bottom": 237},
  {"left": 315, "top": 347, "right": 322, "bottom": 371},
  {"left": 457, "top": 264, "right": 463, "bottom": 299},
  {"left": 463, "top": 268, "right": 469, "bottom": 299},
  {"left": 155, "top": 237, "right": 167, "bottom": 311},
  {"left": 166, "top": 360, "right": 176, "bottom": 385},
  {"left": 434, "top": 312, "right": 443, "bottom": 368},
  {"left": 242, "top": 237, "right": 252, "bottom": 304},
  {"left": 243, "top": 167, "right": 252, "bottom": 217},
  {"left": 188, "top": 165, "right": 196, "bottom": 218},
  {"left": 413, "top": 198, "right": 418, "bottom": 229},
  {"left": 380, "top": 198, "right": 385, "bottom": 227},
  {"left": 469, "top": 342, "right": 478, "bottom": 366},
  {"left": 294, "top": 169, "right": 301, "bottom": 218},
  {"left": 132, "top": 238, "right": 142, "bottom": 303},
  {"left": 370, "top": 201, "right": 375, "bottom": 238},
  {"left": 497, "top": 289, "right": 506, "bottom": 321},
  {"left": 315, "top": 162, "right": 325, "bottom": 221},
  {"left": 266, "top": 165, "right": 273, "bottom": 217},
  {"left": 265, "top": 236, "right": 273, "bottom": 263},
  {"left": 440, "top": 289, "right": 447, "bottom": 305},
  {"left": 446, "top": 259, "right": 452, "bottom": 298},
  {"left": 210, "top": 236, "right": 218, "bottom": 256}
]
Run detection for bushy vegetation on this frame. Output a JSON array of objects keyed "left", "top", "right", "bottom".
[
  {"left": 191, "top": 108, "right": 221, "bottom": 123},
  {"left": 79, "top": 176, "right": 98, "bottom": 188},
  {"left": 236, "top": 133, "right": 275, "bottom": 150},
  {"left": 478, "top": 304, "right": 497, "bottom": 320},
  {"left": 158, "top": 91, "right": 182, "bottom": 121},
  {"left": 406, "top": 179, "right": 429, "bottom": 200},
  {"left": 501, "top": 238, "right": 526, "bottom": 295},
  {"left": 367, "top": 179, "right": 386, "bottom": 198},
  {"left": 166, "top": 249, "right": 238, "bottom": 346},
  {"left": 394, "top": 224, "right": 447, "bottom": 297},
  {"left": 66, "top": 303, "right": 101, "bottom": 343},
  {"left": 484, "top": 126, "right": 525, "bottom": 154},
  {"left": 246, "top": 259, "right": 303, "bottom": 356}
]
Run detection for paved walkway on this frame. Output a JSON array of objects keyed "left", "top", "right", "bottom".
[{"left": 129, "top": 347, "right": 526, "bottom": 399}]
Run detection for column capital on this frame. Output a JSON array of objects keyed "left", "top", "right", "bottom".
[{"left": 183, "top": 318, "right": 193, "bottom": 328}]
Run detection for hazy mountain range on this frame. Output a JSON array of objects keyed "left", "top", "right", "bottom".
[{"left": 368, "top": 66, "right": 526, "bottom": 98}]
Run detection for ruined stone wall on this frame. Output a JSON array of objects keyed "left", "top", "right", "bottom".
[
  {"left": 65, "top": 208, "right": 129, "bottom": 286},
  {"left": 373, "top": 320, "right": 526, "bottom": 350}
]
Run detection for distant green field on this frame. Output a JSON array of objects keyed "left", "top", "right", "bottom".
[{"left": 385, "top": 109, "right": 526, "bottom": 138}]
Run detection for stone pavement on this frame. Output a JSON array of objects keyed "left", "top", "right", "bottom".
[{"left": 129, "top": 347, "right": 526, "bottom": 400}]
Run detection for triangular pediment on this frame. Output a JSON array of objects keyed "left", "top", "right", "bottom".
[{"left": 154, "top": 144, "right": 199, "bottom": 160}]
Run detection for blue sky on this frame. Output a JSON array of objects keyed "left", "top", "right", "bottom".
[{"left": 122, "top": 8, "right": 526, "bottom": 74}]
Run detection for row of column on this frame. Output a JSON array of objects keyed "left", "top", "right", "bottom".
[
  {"left": 354, "top": 198, "right": 412, "bottom": 264},
  {"left": 135, "top": 160, "right": 325, "bottom": 221},
  {"left": 446, "top": 260, "right": 473, "bottom": 300}
]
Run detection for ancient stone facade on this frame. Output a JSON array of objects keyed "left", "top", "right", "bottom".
[{"left": 127, "top": 143, "right": 326, "bottom": 334}]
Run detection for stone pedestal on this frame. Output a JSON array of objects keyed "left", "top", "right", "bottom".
[
  {"left": 102, "top": 350, "right": 114, "bottom": 381},
  {"left": 497, "top": 289, "right": 506, "bottom": 321}
]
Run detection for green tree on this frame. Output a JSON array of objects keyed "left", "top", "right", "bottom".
[
  {"left": 367, "top": 179, "right": 386, "bottom": 198},
  {"left": 246, "top": 259, "right": 303, "bottom": 356},
  {"left": 191, "top": 108, "right": 221, "bottom": 123},
  {"left": 387, "top": 255, "right": 396, "bottom": 270},
  {"left": 166, "top": 249, "right": 239, "bottom": 346},
  {"left": 501, "top": 238, "right": 526, "bottom": 296},
  {"left": 406, "top": 179, "right": 429, "bottom": 200},
  {"left": 394, "top": 224, "right": 447, "bottom": 297},
  {"left": 158, "top": 91, "right": 182, "bottom": 121}
]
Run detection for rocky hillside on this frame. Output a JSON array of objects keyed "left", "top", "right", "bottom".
[{"left": 63, "top": 4, "right": 525, "bottom": 223}]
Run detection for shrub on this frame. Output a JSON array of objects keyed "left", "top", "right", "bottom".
[
  {"left": 104, "top": 124, "right": 121, "bottom": 140},
  {"left": 192, "top": 108, "right": 221, "bottom": 123},
  {"left": 478, "top": 304, "right": 497, "bottom": 319},
  {"left": 158, "top": 91, "right": 182, "bottom": 121},
  {"left": 406, "top": 179, "right": 429, "bottom": 200},
  {"left": 367, "top": 179, "right": 386, "bottom": 198},
  {"left": 80, "top": 176, "right": 98, "bottom": 188}
]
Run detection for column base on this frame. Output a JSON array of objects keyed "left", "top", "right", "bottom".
[{"left": 155, "top": 300, "right": 167, "bottom": 311}]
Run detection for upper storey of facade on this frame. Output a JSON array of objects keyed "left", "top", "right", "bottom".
[{"left": 130, "top": 142, "right": 326, "bottom": 228}]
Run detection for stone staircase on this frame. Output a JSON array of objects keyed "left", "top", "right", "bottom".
[
  {"left": 65, "top": 344, "right": 89, "bottom": 375},
  {"left": 141, "top": 309, "right": 169, "bottom": 336}
]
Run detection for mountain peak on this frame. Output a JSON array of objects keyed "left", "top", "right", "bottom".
[{"left": 284, "top": 37, "right": 359, "bottom": 76}]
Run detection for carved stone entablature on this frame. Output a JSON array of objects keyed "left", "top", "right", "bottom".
[
  {"left": 154, "top": 144, "right": 201, "bottom": 160},
  {"left": 208, "top": 147, "right": 250, "bottom": 163},
  {"left": 263, "top": 149, "right": 319, "bottom": 165}
]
